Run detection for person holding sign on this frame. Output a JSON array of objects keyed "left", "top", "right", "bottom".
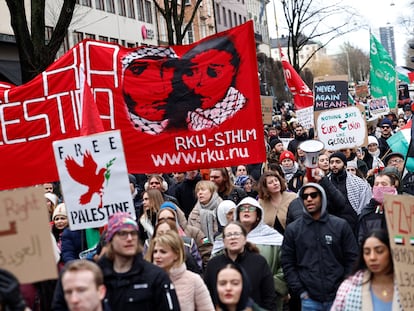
[{"left": 331, "top": 229, "right": 402, "bottom": 310}]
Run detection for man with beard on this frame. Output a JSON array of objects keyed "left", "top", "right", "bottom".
[
  {"left": 281, "top": 183, "right": 358, "bottom": 311},
  {"left": 327, "top": 152, "right": 372, "bottom": 217},
  {"left": 287, "top": 125, "right": 308, "bottom": 155}
]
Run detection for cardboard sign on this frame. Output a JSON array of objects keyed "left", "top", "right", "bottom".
[
  {"left": 0, "top": 187, "right": 58, "bottom": 283},
  {"left": 315, "top": 105, "right": 368, "bottom": 150},
  {"left": 295, "top": 106, "right": 314, "bottom": 130},
  {"left": 261, "top": 96, "right": 273, "bottom": 125},
  {"left": 384, "top": 194, "right": 414, "bottom": 311},
  {"left": 53, "top": 130, "right": 135, "bottom": 230},
  {"left": 314, "top": 76, "right": 349, "bottom": 111}
]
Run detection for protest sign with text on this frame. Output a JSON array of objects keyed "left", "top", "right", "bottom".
[
  {"left": 384, "top": 194, "right": 414, "bottom": 311},
  {"left": 53, "top": 130, "right": 135, "bottom": 230},
  {"left": 314, "top": 76, "right": 348, "bottom": 112},
  {"left": 315, "top": 105, "right": 368, "bottom": 150},
  {"left": 0, "top": 187, "right": 58, "bottom": 283}
]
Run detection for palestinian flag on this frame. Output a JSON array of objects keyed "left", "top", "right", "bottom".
[
  {"left": 410, "top": 237, "right": 414, "bottom": 246},
  {"left": 394, "top": 235, "right": 405, "bottom": 245},
  {"left": 387, "top": 119, "right": 414, "bottom": 172}
]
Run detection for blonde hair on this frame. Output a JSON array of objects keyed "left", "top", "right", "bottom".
[
  {"left": 145, "top": 230, "right": 185, "bottom": 266},
  {"left": 195, "top": 180, "right": 217, "bottom": 194}
]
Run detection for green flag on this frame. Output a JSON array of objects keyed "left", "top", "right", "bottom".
[{"left": 370, "top": 34, "right": 397, "bottom": 108}]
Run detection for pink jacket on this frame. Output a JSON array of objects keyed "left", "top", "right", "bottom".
[{"left": 169, "top": 263, "right": 214, "bottom": 311}]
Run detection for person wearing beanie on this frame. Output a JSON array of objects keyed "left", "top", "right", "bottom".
[
  {"left": 363, "top": 135, "right": 385, "bottom": 185},
  {"left": 378, "top": 118, "right": 393, "bottom": 157},
  {"left": 53, "top": 211, "right": 181, "bottom": 311},
  {"left": 267, "top": 137, "right": 284, "bottom": 165},
  {"left": 45, "top": 192, "right": 59, "bottom": 221},
  {"left": 279, "top": 150, "right": 305, "bottom": 193},
  {"left": 281, "top": 183, "right": 358, "bottom": 310},
  {"left": 51, "top": 203, "right": 69, "bottom": 259},
  {"left": 327, "top": 151, "right": 372, "bottom": 216}
]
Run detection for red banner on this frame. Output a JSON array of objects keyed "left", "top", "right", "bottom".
[
  {"left": 280, "top": 50, "right": 313, "bottom": 110},
  {"left": 0, "top": 22, "right": 265, "bottom": 190}
]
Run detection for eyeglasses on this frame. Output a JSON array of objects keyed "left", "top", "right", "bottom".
[
  {"left": 158, "top": 217, "right": 176, "bottom": 222},
  {"left": 301, "top": 192, "right": 319, "bottom": 200},
  {"left": 224, "top": 232, "right": 243, "bottom": 239},
  {"left": 239, "top": 205, "right": 257, "bottom": 212},
  {"left": 388, "top": 159, "right": 404, "bottom": 164},
  {"left": 116, "top": 230, "right": 138, "bottom": 239}
]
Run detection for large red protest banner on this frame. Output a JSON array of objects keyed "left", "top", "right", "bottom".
[{"left": 0, "top": 21, "right": 265, "bottom": 190}]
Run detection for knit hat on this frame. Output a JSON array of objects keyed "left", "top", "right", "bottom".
[
  {"left": 52, "top": 203, "right": 67, "bottom": 220},
  {"left": 105, "top": 212, "right": 138, "bottom": 242},
  {"left": 279, "top": 150, "right": 295, "bottom": 162},
  {"left": 346, "top": 161, "right": 358, "bottom": 169},
  {"left": 367, "top": 136, "right": 379, "bottom": 146},
  {"left": 160, "top": 201, "right": 178, "bottom": 211},
  {"left": 235, "top": 175, "right": 250, "bottom": 187},
  {"left": 380, "top": 118, "right": 392, "bottom": 127},
  {"left": 330, "top": 152, "right": 347, "bottom": 165},
  {"left": 45, "top": 193, "right": 58, "bottom": 207},
  {"left": 269, "top": 138, "right": 282, "bottom": 150}
]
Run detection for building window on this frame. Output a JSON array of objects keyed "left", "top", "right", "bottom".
[
  {"left": 215, "top": 3, "right": 221, "bottom": 24},
  {"left": 118, "top": 0, "right": 126, "bottom": 16},
  {"left": 144, "top": 0, "right": 152, "bottom": 23},
  {"left": 126, "top": 0, "right": 135, "bottom": 18},
  {"left": 222, "top": 7, "right": 227, "bottom": 27},
  {"left": 99, "top": 35, "right": 109, "bottom": 41},
  {"left": 239, "top": 14, "right": 242, "bottom": 25},
  {"left": 234, "top": 12, "right": 237, "bottom": 25},
  {"left": 106, "top": 0, "right": 115, "bottom": 13},
  {"left": 228, "top": 10, "right": 232, "bottom": 27},
  {"left": 85, "top": 33, "right": 96, "bottom": 39},
  {"left": 80, "top": 0, "right": 92, "bottom": 6},
  {"left": 127, "top": 42, "right": 136, "bottom": 48},
  {"left": 73, "top": 31, "right": 84, "bottom": 44},
  {"left": 95, "top": 0, "right": 105, "bottom": 10},
  {"left": 136, "top": 0, "right": 145, "bottom": 21},
  {"left": 110, "top": 37, "right": 119, "bottom": 43},
  {"left": 187, "top": 25, "right": 194, "bottom": 43}
]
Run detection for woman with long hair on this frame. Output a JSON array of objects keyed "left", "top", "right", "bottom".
[
  {"left": 214, "top": 263, "right": 265, "bottom": 311},
  {"left": 145, "top": 230, "right": 214, "bottom": 311},
  {"left": 257, "top": 171, "right": 296, "bottom": 234},
  {"left": 139, "top": 189, "right": 164, "bottom": 241},
  {"left": 331, "top": 229, "right": 402, "bottom": 310}
]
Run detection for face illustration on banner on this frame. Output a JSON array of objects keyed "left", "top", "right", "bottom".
[{"left": 121, "top": 36, "right": 246, "bottom": 135}]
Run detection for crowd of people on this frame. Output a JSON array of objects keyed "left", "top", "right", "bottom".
[{"left": 1, "top": 110, "right": 409, "bottom": 311}]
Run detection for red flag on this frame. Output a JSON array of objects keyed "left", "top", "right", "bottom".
[
  {"left": 79, "top": 69, "right": 104, "bottom": 136},
  {"left": 280, "top": 50, "right": 313, "bottom": 110},
  {"left": 408, "top": 72, "right": 414, "bottom": 84}
]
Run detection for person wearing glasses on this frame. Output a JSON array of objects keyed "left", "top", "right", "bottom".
[
  {"left": 53, "top": 212, "right": 180, "bottom": 311},
  {"left": 204, "top": 221, "right": 278, "bottom": 310},
  {"left": 377, "top": 118, "right": 393, "bottom": 158},
  {"left": 281, "top": 183, "right": 358, "bottom": 311},
  {"left": 383, "top": 152, "right": 414, "bottom": 195}
]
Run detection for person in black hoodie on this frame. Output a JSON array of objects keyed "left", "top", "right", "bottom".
[
  {"left": 287, "top": 125, "right": 308, "bottom": 155},
  {"left": 281, "top": 183, "right": 358, "bottom": 311}
]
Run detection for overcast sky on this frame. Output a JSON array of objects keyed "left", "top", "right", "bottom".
[{"left": 266, "top": 0, "right": 413, "bottom": 66}]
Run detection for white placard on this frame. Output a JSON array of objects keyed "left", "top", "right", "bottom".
[
  {"left": 53, "top": 130, "right": 135, "bottom": 230},
  {"left": 315, "top": 106, "right": 368, "bottom": 151}
]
